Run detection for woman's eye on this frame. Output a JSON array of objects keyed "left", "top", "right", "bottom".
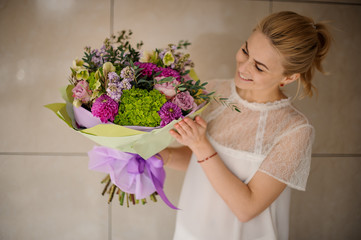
[
  {"left": 255, "top": 65, "right": 263, "bottom": 72},
  {"left": 242, "top": 48, "right": 248, "bottom": 55}
]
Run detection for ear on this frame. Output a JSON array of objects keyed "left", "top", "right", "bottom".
[{"left": 281, "top": 73, "right": 300, "bottom": 86}]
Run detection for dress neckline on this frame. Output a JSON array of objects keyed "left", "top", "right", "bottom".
[{"left": 230, "top": 81, "right": 291, "bottom": 111}]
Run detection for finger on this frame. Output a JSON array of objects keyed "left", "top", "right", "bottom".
[
  {"left": 178, "top": 120, "right": 193, "bottom": 134},
  {"left": 184, "top": 117, "right": 199, "bottom": 130},
  {"left": 174, "top": 122, "right": 188, "bottom": 136},
  {"left": 169, "top": 129, "right": 182, "bottom": 141},
  {"left": 195, "top": 116, "right": 207, "bottom": 128}
]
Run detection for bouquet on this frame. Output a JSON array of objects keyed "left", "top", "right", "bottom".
[{"left": 46, "top": 30, "right": 214, "bottom": 209}]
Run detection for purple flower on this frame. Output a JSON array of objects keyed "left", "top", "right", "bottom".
[
  {"left": 158, "top": 67, "right": 181, "bottom": 81},
  {"left": 134, "top": 62, "right": 181, "bottom": 81},
  {"left": 120, "top": 66, "right": 135, "bottom": 80},
  {"left": 119, "top": 79, "right": 132, "bottom": 90},
  {"left": 134, "top": 62, "right": 157, "bottom": 76},
  {"left": 172, "top": 91, "right": 196, "bottom": 111},
  {"left": 158, "top": 102, "right": 183, "bottom": 127},
  {"left": 108, "top": 72, "right": 120, "bottom": 83},
  {"left": 91, "top": 94, "right": 119, "bottom": 123},
  {"left": 72, "top": 80, "right": 92, "bottom": 103},
  {"left": 106, "top": 82, "right": 122, "bottom": 102}
]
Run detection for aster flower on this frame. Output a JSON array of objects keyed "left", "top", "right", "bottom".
[
  {"left": 158, "top": 102, "right": 183, "bottom": 127},
  {"left": 91, "top": 94, "right": 119, "bottom": 123}
]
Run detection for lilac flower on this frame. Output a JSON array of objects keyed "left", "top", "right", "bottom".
[
  {"left": 158, "top": 102, "right": 183, "bottom": 127},
  {"left": 106, "top": 82, "right": 122, "bottom": 102},
  {"left": 172, "top": 91, "right": 196, "bottom": 111},
  {"left": 120, "top": 66, "right": 135, "bottom": 80},
  {"left": 91, "top": 94, "right": 119, "bottom": 123},
  {"left": 119, "top": 79, "right": 132, "bottom": 90},
  {"left": 108, "top": 72, "right": 120, "bottom": 83}
]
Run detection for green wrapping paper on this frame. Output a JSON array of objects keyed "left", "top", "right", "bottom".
[{"left": 45, "top": 101, "right": 207, "bottom": 159}]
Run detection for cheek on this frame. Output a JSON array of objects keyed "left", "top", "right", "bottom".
[{"left": 235, "top": 50, "right": 246, "bottom": 66}]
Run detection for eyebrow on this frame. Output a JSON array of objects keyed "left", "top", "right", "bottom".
[{"left": 245, "top": 41, "right": 269, "bottom": 71}]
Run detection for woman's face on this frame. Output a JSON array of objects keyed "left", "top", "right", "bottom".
[{"left": 234, "top": 30, "right": 287, "bottom": 98}]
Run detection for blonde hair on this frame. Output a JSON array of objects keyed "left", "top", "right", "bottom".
[{"left": 256, "top": 11, "right": 332, "bottom": 98}]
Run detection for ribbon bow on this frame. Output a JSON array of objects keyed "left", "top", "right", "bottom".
[{"left": 88, "top": 146, "right": 178, "bottom": 209}]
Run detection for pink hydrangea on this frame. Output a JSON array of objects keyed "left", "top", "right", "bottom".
[
  {"left": 72, "top": 80, "right": 92, "bottom": 103},
  {"left": 172, "top": 91, "right": 196, "bottom": 111},
  {"left": 154, "top": 76, "right": 180, "bottom": 99},
  {"left": 91, "top": 94, "right": 119, "bottom": 123}
]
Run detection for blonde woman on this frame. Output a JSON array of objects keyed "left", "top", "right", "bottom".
[{"left": 160, "top": 11, "right": 332, "bottom": 240}]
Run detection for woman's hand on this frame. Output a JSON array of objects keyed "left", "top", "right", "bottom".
[{"left": 169, "top": 116, "right": 208, "bottom": 152}]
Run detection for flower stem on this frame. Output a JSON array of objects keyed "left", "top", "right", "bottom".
[
  {"left": 102, "top": 178, "right": 111, "bottom": 196},
  {"left": 101, "top": 174, "right": 110, "bottom": 184},
  {"left": 126, "top": 193, "right": 129, "bottom": 208},
  {"left": 108, "top": 184, "right": 116, "bottom": 204},
  {"left": 119, "top": 191, "right": 125, "bottom": 206}
]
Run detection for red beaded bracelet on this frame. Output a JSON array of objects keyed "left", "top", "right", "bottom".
[{"left": 197, "top": 152, "right": 218, "bottom": 163}]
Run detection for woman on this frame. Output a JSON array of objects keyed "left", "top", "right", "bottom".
[{"left": 160, "top": 11, "right": 332, "bottom": 240}]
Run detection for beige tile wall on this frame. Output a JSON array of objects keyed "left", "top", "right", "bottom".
[{"left": 0, "top": 0, "right": 360, "bottom": 239}]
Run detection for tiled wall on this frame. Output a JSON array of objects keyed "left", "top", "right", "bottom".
[{"left": 0, "top": 0, "right": 360, "bottom": 239}]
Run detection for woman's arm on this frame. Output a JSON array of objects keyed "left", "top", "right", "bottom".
[
  {"left": 171, "top": 116, "right": 286, "bottom": 222},
  {"left": 159, "top": 146, "right": 192, "bottom": 171}
]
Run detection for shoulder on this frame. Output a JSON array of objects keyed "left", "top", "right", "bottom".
[{"left": 276, "top": 104, "right": 315, "bottom": 142}]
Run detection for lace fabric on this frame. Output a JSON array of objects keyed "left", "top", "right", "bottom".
[{"left": 202, "top": 79, "right": 314, "bottom": 190}]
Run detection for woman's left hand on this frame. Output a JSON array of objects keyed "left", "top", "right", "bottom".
[{"left": 170, "top": 116, "right": 208, "bottom": 151}]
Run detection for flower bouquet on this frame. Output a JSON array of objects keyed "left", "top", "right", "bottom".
[{"left": 46, "top": 30, "right": 213, "bottom": 209}]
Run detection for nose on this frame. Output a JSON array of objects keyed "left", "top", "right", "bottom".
[{"left": 237, "top": 59, "right": 252, "bottom": 74}]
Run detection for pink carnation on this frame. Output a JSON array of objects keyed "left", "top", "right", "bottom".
[
  {"left": 72, "top": 80, "right": 92, "bottom": 103},
  {"left": 154, "top": 76, "right": 180, "bottom": 98},
  {"left": 172, "top": 91, "right": 196, "bottom": 111},
  {"left": 91, "top": 94, "right": 119, "bottom": 123}
]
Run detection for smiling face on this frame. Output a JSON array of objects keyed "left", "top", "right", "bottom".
[{"left": 234, "top": 30, "right": 291, "bottom": 102}]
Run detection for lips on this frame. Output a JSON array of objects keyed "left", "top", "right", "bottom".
[{"left": 239, "top": 72, "right": 253, "bottom": 82}]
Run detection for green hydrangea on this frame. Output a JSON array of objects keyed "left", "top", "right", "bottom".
[{"left": 114, "top": 87, "right": 167, "bottom": 127}]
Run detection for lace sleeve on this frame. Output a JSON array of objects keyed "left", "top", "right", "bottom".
[{"left": 258, "top": 124, "right": 315, "bottom": 191}]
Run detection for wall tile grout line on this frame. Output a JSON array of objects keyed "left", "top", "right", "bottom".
[
  {"left": 269, "top": 0, "right": 273, "bottom": 14},
  {"left": 254, "top": 0, "right": 361, "bottom": 6}
]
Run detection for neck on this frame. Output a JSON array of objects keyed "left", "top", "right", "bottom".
[{"left": 236, "top": 87, "right": 287, "bottom": 103}]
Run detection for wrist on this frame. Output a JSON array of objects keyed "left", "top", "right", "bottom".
[{"left": 191, "top": 138, "right": 215, "bottom": 160}]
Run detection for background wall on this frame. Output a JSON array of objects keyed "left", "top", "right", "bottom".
[{"left": 0, "top": 0, "right": 360, "bottom": 239}]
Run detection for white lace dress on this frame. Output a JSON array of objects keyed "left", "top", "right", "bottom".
[{"left": 173, "top": 79, "right": 314, "bottom": 240}]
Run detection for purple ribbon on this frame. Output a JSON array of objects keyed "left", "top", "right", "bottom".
[{"left": 88, "top": 146, "right": 178, "bottom": 209}]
